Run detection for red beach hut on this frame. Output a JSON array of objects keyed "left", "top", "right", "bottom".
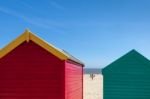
[{"left": 0, "top": 30, "right": 84, "bottom": 99}]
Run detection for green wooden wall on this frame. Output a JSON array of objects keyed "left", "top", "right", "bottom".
[{"left": 102, "top": 50, "right": 150, "bottom": 99}]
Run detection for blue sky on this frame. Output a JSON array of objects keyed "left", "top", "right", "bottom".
[{"left": 1, "top": 0, "right": 150, "bottom": 68}]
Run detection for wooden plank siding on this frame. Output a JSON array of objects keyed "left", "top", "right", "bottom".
[
  {"left": 102, "top": 50, "right": 150, "bottom": 99},
  {"left": 0, "top": 41, "right": 65, "bottom": 99},
  {"left": 65, "top": 61, "right": 83, "bottom": 99}
]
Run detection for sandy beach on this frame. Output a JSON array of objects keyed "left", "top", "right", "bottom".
[{"left": 84, "top": 74, "right": 103, "bottom": 99}]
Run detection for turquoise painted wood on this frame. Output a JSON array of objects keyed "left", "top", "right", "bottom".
[{"left": 102, "top": 50, "right": 150, "bottom": 99}]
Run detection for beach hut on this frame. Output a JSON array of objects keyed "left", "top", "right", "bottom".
[
  {"left": 102, "top": 50, "right": 150, "bottom": 99},
  {"left": 0, "top": 30, "right": 84, "bottom": 99}
]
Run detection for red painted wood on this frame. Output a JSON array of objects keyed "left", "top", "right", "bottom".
[
  {"left": 65, "top": 61, "right": 83, "bottom": 99},
  {"left": 0, "top": 41, "right": 65, "bottom": 99}
]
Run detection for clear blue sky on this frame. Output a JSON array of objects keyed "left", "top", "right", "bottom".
[{"left": 0, "top": 0, "right": 150, "bottom": 68}]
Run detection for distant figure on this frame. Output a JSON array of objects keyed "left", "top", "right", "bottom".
[{"left": 90, "top": 74, "right": 95, "bottom": 80}]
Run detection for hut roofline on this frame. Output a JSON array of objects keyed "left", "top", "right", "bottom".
[
  {"left": 0, "top": 29, "right": 84, "bottom": 66},
  {"left": 102, "top": 49, "right": 150, "bottom": 71}
]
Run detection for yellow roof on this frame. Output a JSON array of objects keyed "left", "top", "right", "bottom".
[{"left": 0, "top": 29, "right": 84, "bottom": 65}]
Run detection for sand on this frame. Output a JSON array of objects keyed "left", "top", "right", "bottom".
[{"left": 83, "top": 74, "right": 103, "bottom": 99}]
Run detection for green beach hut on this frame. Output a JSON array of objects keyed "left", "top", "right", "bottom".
[{"left": 102, "top": 49, "right": 150, "bottom": 99}]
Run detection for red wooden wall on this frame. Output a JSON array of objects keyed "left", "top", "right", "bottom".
[
  {"left": 0, "top": 41, "right": 65, "bottom": 99},
  {"left": 65, "top": 61, "right": 83, "bottom": 99}
]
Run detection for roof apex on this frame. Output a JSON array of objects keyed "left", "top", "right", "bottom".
[
  {"left": 129, "top": 49, "right": 138, "bottom": 53},
  {"left": 25, "top": 28, "right": 30, "bottom": 32},
  {"left": 125, "top": 49, "right": 145, "bottom": 57}
]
